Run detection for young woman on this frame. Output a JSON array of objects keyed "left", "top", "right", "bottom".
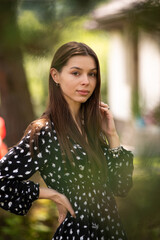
[{"left": 0, "top": 42, "right": 134, "bottom": 240}]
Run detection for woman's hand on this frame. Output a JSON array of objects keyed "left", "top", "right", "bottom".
[
  {"left": 39, "top": 187, "right": 76, "bottom": 225},
  {"left": 53, "top": 192, "right": 76, "bottom": 225},
  {"left": 99, "top": 102, "right": 120, "bottom": 148}
]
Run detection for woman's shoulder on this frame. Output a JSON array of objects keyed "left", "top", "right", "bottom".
[
  {"left": 28, "top": 117, "right": 52, "bottom": 131},
  {"left": 23, "top": 117, "right": 54, "bottom": 140}
]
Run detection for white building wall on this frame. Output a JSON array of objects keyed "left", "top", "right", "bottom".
[
  {"left": 139, "top": 31, "right": 160, "bottom": 113},
  {"left": 108, "top": 31, "right": 132, "bottom": 121}
]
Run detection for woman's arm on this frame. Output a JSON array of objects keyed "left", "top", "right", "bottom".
[
  {"left": 99, "top": 101, "right": 120, "bottom": 148},
  {"left": 106, "top": 132, "right": 120, "bottom": 149},
  {"left": 39, "top": 187, "right": 76, "bottom": 224},
  {"left": 0, "top": 126, "right": 51, "bottom": 215},
  {"left": 100, "top": 102, "right": 134, "bottom": 196},
  {"left": 105, "top": 146, "right": 134, "bottom": 197}
]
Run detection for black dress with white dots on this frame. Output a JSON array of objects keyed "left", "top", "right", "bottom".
[{"left": 0, "top": 121, "right": 134, "bottom": 240}]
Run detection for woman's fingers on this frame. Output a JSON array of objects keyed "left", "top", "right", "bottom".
[
  {"left": 58, "top": 215, "right": 65, "bottom": 225},
  {"left": 55, "top": 194, "right": 76, "bottom": 225},
  {"left": 57, "top": 203, "right": 68, "bottom": 224},
  {"left": 54, "top": 192, "right": 76, "bottom": 219},
  {"left": 99, "top": 102, "right": 112, "bottom": 118},
  {"left": 99, "top": 102, "right": 110, "bottom": 111},
  {"left": 59, "top": 194, "right": 76, "bottom": 218}
]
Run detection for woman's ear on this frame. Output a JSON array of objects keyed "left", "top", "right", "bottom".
[{"left": 50, "top": 68, "right": 60, "bottom": 84}]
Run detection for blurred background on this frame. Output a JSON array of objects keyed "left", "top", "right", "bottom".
[{"left": 0, "top": 0, "right": 160, "bottom": 239}]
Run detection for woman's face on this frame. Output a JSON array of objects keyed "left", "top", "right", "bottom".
[{"left": 53, "top": 55, "right": 97, "bottom": 110}]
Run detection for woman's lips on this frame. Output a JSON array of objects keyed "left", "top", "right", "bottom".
[{"left": 77, "top": 90, "right": 90, "bottom": 96}]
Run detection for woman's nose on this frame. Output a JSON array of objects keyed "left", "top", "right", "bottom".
[{"left": 81, "top": 74, "right": 89, "bottom": 85}]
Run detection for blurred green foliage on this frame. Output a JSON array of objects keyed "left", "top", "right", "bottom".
[
  {"left": 0, "top": 199, "right": 58, "bottom": 240},
  {"left": 118, "top": 166, "right": 160, "bottom": 240}
]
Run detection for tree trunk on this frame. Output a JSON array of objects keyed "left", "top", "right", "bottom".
[{"left": 0, "top": 1, "right": 35, "bottom": 147}]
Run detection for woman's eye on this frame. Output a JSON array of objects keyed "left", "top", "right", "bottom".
[
  {"left": 89, "top": 72, "right": 96, "bottom": 77},
  {"left": 72, "top": 72, "right": 80, "bottom": 76}
]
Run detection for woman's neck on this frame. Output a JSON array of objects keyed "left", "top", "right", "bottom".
[
  {"left": 69, "top": 108, "right": 83, "bottom": 135},
  {"left": 68, "top": 102, "right": 80, "bottom": 122},
  {"left": 66, "top": 100, "right": 83, "bottom": 134},
  {"left": 72, "top": 114, "right": 82, "bottom": 135}
]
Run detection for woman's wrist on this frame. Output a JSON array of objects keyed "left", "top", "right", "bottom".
[
  {"left": 39, "top": 187, "right": 58, "bottom": 201},
  {"left": 106, "top": 132, "right": 120, "bottom": 149}
]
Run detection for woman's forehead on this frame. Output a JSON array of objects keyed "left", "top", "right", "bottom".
[{"left": 65, "top": 55, "right": 97, "bottom": 70}]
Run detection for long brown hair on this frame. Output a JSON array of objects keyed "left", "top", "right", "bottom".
[{"left": 28, "top": 42, "right": 107, "bottom": 170}]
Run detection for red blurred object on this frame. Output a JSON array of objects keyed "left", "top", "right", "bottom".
[
  {"left": 0, "top": 117, "right": 6, "bottom": 140},
  {"left": 0, "top": 117, "right": 8, "bottom": 159}
]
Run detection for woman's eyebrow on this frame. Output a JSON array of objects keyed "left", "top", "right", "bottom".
[
  {"left": 70, "top": 67, "right": 82, "bottom": 70},
  {"left": 70, "top": 67, "right": 97, "bottom": 71}
]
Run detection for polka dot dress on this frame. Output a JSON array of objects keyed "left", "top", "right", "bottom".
[{"left": 0, "top": 121, "right": 134, "bottom": 239}]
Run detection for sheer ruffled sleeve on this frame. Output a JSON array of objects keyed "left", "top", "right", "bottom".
[{"left": 0, "top": 125, "right": 52, "bottom": 215}]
